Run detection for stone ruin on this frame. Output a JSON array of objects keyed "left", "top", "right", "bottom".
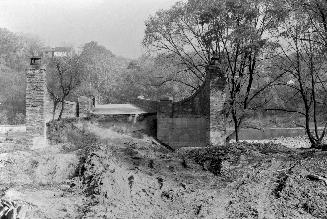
[
  {"left": 25, "top": 57, "right": 94, "bottom": 149},
  {"left": 133, "top": 57, "right": 226, "bottom": 148},
  {"left": 155, "top": 58, "right": 226, "bottom": 148},
  {"left": 26, "top": 57, "right": 47, "bottom": 149},
  {"left": 25, "top": 56, "right": 226, "bottom": 149}
]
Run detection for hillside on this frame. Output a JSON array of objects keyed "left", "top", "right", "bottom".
[{"left": 1, "top": 118, "right": 326, "bottom": 218}]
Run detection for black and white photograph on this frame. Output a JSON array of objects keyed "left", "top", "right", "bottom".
[{"left": 0, "top": 0, "right": 327, "bottom": 218}]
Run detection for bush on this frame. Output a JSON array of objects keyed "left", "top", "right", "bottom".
[
  {"left": 0, "top": 111, "right": 8, "bottom": 125},
  {"left": 13, "top": 113, "right": 25, "bottom": 124}
]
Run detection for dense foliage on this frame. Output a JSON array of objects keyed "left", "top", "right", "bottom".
[{"left": 0, "top": 28, "right": 42, "bottom": 124}]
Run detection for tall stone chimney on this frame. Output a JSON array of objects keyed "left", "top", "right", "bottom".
[
  {"left": 207, "top": 53, "right": 227, "bottom": 145},
  {"left": 26, "top": 57, "right": 47, "bottom": 149}
]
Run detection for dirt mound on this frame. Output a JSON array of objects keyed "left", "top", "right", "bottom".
[
  {"left": 34, "top": 153, "right": 79, "bottom": 184},
  {"left": 181, "top": 144, "right": 327, "bottom": 219},
  {"left": 79, "top": 142, "right": 226, "bottom": 218},
  {"left": 2, "top": 185, "right": 85, "bottom": 219},
  {"left": 77, "top": 126, "right": 327, "bottom": 219},
  {"left": 3, "top": 119, "right": 327, "bottom": 218},
  {"left": 0, "top": 151, "right": 38, "bottom": 185},
  {"left": 0, "top": 122, "right": 87, "bottom": 219},
  {"left": 273, "top": 155, "right": 327, "bottom": 218}
]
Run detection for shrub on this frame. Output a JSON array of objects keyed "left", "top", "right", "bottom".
[
  {"left": 13, "top": 113, "right": 25, "bottom": 124},
  {"left": 0, "top": 111, "right": 8, "bottom": 125}
]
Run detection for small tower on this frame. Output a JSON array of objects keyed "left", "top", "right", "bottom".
[
  {"left": 207, "top": 53, "right": 227, "bottom": 145},
  {"left": 26, "top": 57, "right": 47, "bottom": 149}
]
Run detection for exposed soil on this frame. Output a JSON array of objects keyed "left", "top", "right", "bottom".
[
  {"left": 0, "top": 126, "right": 86, "bottom": 218},
  {"left": 1, "top": 119, "right": 327, "bottom": 218}
]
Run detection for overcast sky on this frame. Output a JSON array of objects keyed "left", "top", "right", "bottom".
[{"left": 0, "top": 0, "right": 179, "bottom": 59}]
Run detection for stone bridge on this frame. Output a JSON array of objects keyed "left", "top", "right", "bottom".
[{"left": 26, "top": 57, "right": 226, "bottom": 149}]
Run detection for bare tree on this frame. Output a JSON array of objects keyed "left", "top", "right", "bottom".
[
  {"left": 144, "top": 0, "right": 287, "bottom": 142},
  {"left": 267, "top": 2, "right": 327, "bottom": 148},
  {"left": 47, "top": 56, "right": 82, "bottom": 121}
]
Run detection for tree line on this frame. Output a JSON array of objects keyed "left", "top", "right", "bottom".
[
  {"left": 143, "top": 0, "right": 327, "bottom": 148},
  {"left": 0, "top": 29, "right": 185, "bottom": 124},
  {"left": 0, "top": 28, "right": 42, "bottom": 125},
  {"left": 45, "top": 41, "right": 188, "bottom": 120}
]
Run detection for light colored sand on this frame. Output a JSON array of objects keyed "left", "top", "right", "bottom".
[
  {"left": 0, "top": 125, "right": 26, "bottom": 134},
  {"left": 232, "top": 136, "right": 327, "bottom": 149}
]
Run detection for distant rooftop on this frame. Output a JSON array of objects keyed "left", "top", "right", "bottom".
[{"left": 42, "top": 47, "right": 74, "bottom": 58}]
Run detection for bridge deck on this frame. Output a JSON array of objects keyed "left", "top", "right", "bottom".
[{"left": 92, "top": 104, "right": 155, "bottom": 115}]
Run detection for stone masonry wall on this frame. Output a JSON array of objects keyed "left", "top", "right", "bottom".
[
  {"left": 45, "top": 95, "right": 77, "bottom": 122},
  {"left": 26, "top": 64, "right": 47, "bottom": 148},
  {"left": 131, "top": 99, "right": 158, "bottom": 113},
  {"left": 157, "top": 116, "right": 209, "bottom": 148},
  {"left": 157, "top": 79, "right": 211, "bottom": 149},
  {"left": 78, "top": 96, "right": 93, "bottom": 117},
  {"left": 45, "top": 95, "right": 92, "bottom": 123},
  {"left": 157, "top": 63, "right": 226, "bottom": 149}
]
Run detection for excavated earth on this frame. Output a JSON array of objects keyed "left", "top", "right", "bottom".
[{"left": 0, "top": 118, "right": 327, "bottom": 218}]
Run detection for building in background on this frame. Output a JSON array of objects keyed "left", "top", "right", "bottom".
[{"left": 42, "top": 47, "right": 75, "bottom": 58}]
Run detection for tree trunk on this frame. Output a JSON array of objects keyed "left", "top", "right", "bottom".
[
  {"left": 304, "top": 108, "right": 318, "bottom": 148},
  {"left": 225, "top": 130, "right": 235, "bottom": 145},
  {"left": 52, "top": 101, "right": 58, "bottom": 121},
  {"left": 58, "top": 101, "right": 65, "bottom": 121},
  {"left": 235, "top": 126, "right": 240, "bottom": 142},
  {"left": 232, "top": 110, "right": 239, "bottom": 142}
]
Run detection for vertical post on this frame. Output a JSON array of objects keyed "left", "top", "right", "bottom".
[
  {"left": 26, "top": 57, "right": 48, "bottom": 149},
  {"left": 92, "top": 96, "right": 95, "bottom": 107},
  {"left": 76, "top": 101, "right": 80, "bottom": 118},
  {"left": 157, "top": 97, "right": 173, "bottom": 146},
  {"left": 207, "top": 53, "right": 227, "bottom": 146},
  {"left": 158, "top": 97, "right": 173, "bottom": 118}
]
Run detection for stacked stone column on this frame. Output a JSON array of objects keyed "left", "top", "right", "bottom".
[
  {"left": 26, "top": 58, "right": 47, "bottom": 149},
  {"left": 207, "top": 56, "right": 227, "bottom": 146}
]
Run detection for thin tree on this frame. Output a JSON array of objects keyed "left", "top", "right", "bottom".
[
  {"left": 47, "top": 56, "right": 81, "bottom": 120},
  {"left": 267, "top": 3, "right": 327, "bottom": 148}
]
